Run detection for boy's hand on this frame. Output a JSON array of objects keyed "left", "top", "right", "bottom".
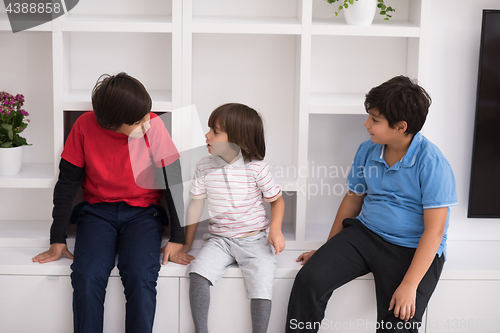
[
  {"left": 162, "top": 242, "right": 194, "bottom": 265},
  {"left": 32, "top": 243, "right": 73, "bottom": 263},
  {"left": 268, "top": 229, "right": 285, "bottom": 254},
  {"left": 388, "top": 282, "right": 417, "bottom": 321},
  {"left": 296, "top": 250, "right": 316, "bottom": 265}
]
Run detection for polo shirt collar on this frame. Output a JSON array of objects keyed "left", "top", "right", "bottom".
[
  {"left": 211, "top": 151, "right": 245, "bottom": 167},
  {"left": 371, "top": 132, "right": 423, "bottom": 168},
  {"left": 401, "top": 132, "right": 422, "bottom": 167}
]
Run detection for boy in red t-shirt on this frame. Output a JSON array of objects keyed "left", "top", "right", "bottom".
[{"left": 33, "top": 72, "right": 193, "bottom": 333}]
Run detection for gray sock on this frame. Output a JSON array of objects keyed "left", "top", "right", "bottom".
[
  {"left": 251, "top": 298, "right": 272, "bottom": 333},
  {"left": 189, "top": 273, "right": 211, "bottom": 333}
]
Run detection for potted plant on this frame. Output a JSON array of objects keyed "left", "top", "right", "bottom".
[
  {"left": 326, "top": 0, "right": 395, "bottom": 25},
  {"left": 0, "top": 91, "right": 31, "bottom": 176}
]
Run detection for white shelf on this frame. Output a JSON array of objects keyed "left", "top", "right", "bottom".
[
  {"left": 2, "top": 242, "right": 500, "bottom": 280},
  {"left": 63, "top": 90, "right": 173, "bottom": 111},
  {"left": 312, "top": 18, "right": 420, "bottom": 37},
  {"left": 0, "top": 164, "right": 54, "bottom": 188},
  {"left": 191, "top": 16, "right": 302, "bottom": 35},
  {"left": 61, "top": 15, "right": 173, "bottom": 33},
  {"left": 309, "top": 93, "right": 367, "bottom": 115}
]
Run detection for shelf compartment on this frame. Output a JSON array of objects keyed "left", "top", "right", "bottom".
[
  {"left": 311, "top": 0, "right": 421, "bottom": 38},
  {"left": 305, "top": 114, "right": 368, "bottom": 242},
  {"left": 191, "top": 33, "right": 299, "bottom": 169},
  {"left": 61, "top": 0, "right": 173, "bottom": 33},
  {"left": 309, "top": 93, "right": 367, "bottom": 115},
  {"left": 310, "top": 35, "right": 412, "bottom": 97},
  {"left": 190, "top": 0, "right": 302, "bottom": 35},
  {"left": 62, "top": 31, "right": 173, "bottom": 111},
  {"left": 0, "top": 164, "right": 55, "bottom": 188}
]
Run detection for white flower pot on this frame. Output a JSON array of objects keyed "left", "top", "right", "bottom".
[
  {"left": 0, "top": 146, "right": 23, "bottom": 176},
  {"left": 344, "top": 0, "right": 377, "bottom": 26}
]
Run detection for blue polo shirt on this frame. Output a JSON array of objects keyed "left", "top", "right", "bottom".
[{"left": 346, "top": 132, "right": 457, "bottom": 257}]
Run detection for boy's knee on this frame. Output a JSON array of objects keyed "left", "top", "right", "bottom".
[
  {"left": 294, "top": 265, "right": 320, "bottom": 288},
  {"left": 120, "top": 269, "right": 159, "bottom": 292}
]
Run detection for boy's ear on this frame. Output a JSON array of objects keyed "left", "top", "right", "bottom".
[{"left": 396, "top": 121, "right": 408, "bottom": 133}]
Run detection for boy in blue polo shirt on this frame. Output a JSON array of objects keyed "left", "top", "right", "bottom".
[{"left": 286, "top": 76, "right": 457, "bottom": 333}]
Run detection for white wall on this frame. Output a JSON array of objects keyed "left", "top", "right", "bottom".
[{"left": 424, "top": 0, "right": 500, "bottom": 241}]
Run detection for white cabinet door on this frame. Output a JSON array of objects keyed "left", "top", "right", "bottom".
[
  {"left": 179, "top": 277, "right": 295, "bottom": 333},
  {"left": 0, "top": 275, "right": 179, "bottom": 333},
  {"left": 319, "top": 278, "right": 377, "bottom": 333},
  {"left": 0, "top": 275, "right": 73, "bottom": 333},
  {"left": 155, "top": 277, "right": 180, "bottom": 333},
  {"left": 427, "top": 280, "right": 500, "bottom": 333},
  {"left": 103, "top": 276, "right": 180, "bottom": 333}
]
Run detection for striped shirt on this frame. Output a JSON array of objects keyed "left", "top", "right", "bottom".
[{"left": 190, "top": 153, "right": 282, "bottom": 238}]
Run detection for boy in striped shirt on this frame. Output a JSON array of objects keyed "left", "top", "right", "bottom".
[{"left": 182, "top": 103, "right": 285, "bottom": 333}]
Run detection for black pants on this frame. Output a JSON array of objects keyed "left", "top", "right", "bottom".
[{"left": 286, "top": 218, "right": 444, "bottom": 333}]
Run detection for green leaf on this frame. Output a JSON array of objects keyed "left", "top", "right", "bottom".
[
  {"left": 12, "top": 135, "right": 27, "bottom": 147},
  {"left": 7, "top": 128, "right": 13, "bottom": 140},
  {"left": 349, "top": 0, "right": 354, "bottom": 4},
  {"left": 380, "top": 11, "right": 386, "bottom": 15},
  {"left": 1, "top": 124, "right": 12, "bottom": 131},
  {"left": 344, "top": 3, "right": 348, "bottom": 9},
  {"left": 1, "top": 142, "right": 13, "bottom": 148},
  {"left": 380, "top": 4, "right": 386, "bottom": 10},
  {"left": 339, "top": 5, "right": 343, "bottom": 10},
  {"left": 13, "top": 112, "right": 23, "bottom": 128}
]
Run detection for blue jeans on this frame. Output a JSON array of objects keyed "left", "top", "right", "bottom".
[{"left": 70, "top": 201, "right": 165, "bottom": 333}]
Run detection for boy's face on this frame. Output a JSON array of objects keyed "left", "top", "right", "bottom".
[
  {"left": 205, "top": 123, "right": 229, "bottom": 155},
  {"left": 115, "top": 113, "right": 151, "bottom": 138},
  {"left": 364, "top": 108, "right": 406, "bottom": 145}
]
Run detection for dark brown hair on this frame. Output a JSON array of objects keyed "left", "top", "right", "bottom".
[
  {"left": 91, "top": 72, "right": 152, "bottom": 130},
  {"left": 208, "top": 103, "right": 266, "bottom": 162},
  {"left": 364, "top": 75, "right": 431, "bottom": 135}
]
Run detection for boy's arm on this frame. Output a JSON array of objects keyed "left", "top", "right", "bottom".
[
  {"left": 327, "top": 190, "right": 366, "bottom": 240},
  {"left": 182, "top": 198, "right": 205, "bottom": 253},
  {"left": 296, "top": 190, "right": 365, "bottom": 265},
  {"left": 389, "top": 207, "right": 448, "bottom": 321},
  {"left": 33, "top": 159, "right": 83, "bottom": 263},
  {"left": 160, "top": 159, "right": 196, "bottom": 265},
  {"left": 268, "top": 195, "right": 285, "bottom": 254},
  {"left": 161, "top": 159, "right": 184, "bottom": 243}
]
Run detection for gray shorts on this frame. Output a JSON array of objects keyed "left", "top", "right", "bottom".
[{"left": 187, "top": 231, "right": 277, "bottom": 300}]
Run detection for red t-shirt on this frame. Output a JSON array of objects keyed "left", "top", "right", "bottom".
[{"left": 62, "top": 112, "right": 179, "bottom": 207}]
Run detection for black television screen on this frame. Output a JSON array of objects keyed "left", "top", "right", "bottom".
[{"left": 468, "top": 10, "right": 500, "bottom": 218}]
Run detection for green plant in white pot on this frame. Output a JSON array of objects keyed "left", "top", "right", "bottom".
[
  {"left": 326, "top": 0, "right": 395, "bottom": 25},
  {"left": 0, "top": 91, "right": 31, "bottom": 176}
]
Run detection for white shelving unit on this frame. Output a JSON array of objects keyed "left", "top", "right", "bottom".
[
  {"left": 8, "top": 2, "right": 498, "bottom": 333},
  {"left": 0, "top": 0, "right": 431, "bottom": 246}
]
